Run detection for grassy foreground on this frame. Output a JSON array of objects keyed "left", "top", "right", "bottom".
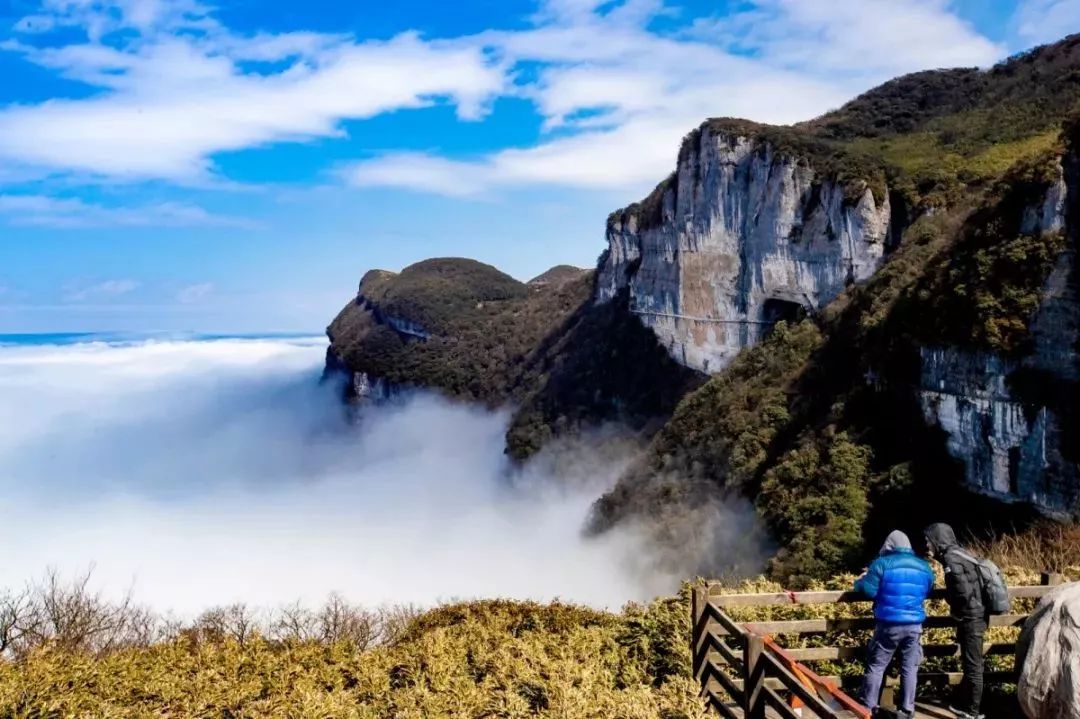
[
  {"left": 0, "top": 533, "right": 1075, "bottom": 718},
  {"left": 0, "top": 592, "right": 705, "bottom": 719}
]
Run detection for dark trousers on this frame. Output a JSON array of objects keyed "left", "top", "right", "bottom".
[
  {"left": 956, "top": 617, "right": 987, "bottom": 713},
  {"left": 861, "top": 623, "right": 923, "bottom": 712}
]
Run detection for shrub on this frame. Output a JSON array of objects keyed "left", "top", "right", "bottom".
[
  {"left": 0, "top": 587, "right": 709, "bottom": 719},
  {"left": 760, "top": 432, "right": 873, "bottom": 585}
]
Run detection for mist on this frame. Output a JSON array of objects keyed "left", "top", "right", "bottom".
[{"left": 0, "top": 336, "right": 688, "bottom": 614}]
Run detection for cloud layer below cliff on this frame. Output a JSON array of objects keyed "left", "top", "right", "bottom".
[{"left": 0, "top": 335, "right": 695, "bottom": 613}]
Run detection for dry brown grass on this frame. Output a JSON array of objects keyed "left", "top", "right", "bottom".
[
  {"left": 970, "top": 522, "right": 1080, "bottom": 580},
  {"left": 0, "top": 583, "right": 708, "bottom": 719}
]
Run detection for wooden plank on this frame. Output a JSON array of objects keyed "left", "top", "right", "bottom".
[
  {"left": 833, "top": 672, "right": 1017, "bottom": 690},
  {"left": 705, "top": 658, "right": 745, "bottom": 704},
  {"left": 695, "top": 634, "right": 730, "bottom": 677},
  {"left": 1009, "top": 585, "right": 1057, "bottom": 599},
  {"left": 694, "top": 585, "right": 706, "bottom": 625},
  {"left": 913, "top": 702, "right": 957, "bottom": 719},
  {"left": 707, "top": 585, "right": 1053, "bottom": 607},
  {"left": 763, "top": 637, "right": 870, "bottom": 719},
  {"left": 745, "top": 634, "right": 766, "bottom": 719},
  {"left": 761, "top": 652, "right": 845, "bottom": 719},
  {"left": 787, "top": 642, "right": 1017, "bottom": 662},
  {"left": 703, "top": 672, "right": 724, "bottom": 698},
  {"left": 708, "top": 604, "right": 749, "bottom": 638},
  {"left": 710, "top": 590, "right": 869, "bottom": 606},
  {"left": 707, "top": 694, "right": 744, "bottom": 719},
  {"left": 734, "top": 677, "right": 842, "bottom": 692},
  {"left": 696, "top": 633, "right": 743, "bottom": 680},
  {"left": 762, "top": 686, "right": 803, "bottom": 719},
  {"left": 745, "top": 672, "right": 1006, "bottom": 690},
  {"left": 903, "top": 671, "right": 1017, "bottom": 686},
  {"left": 743, "top": 617, "right": 871, "bottom": 634},
  {"left": 712, "top": 634, "right": 744, "bottom": 669},
  {"left": 695, "top": 626, "right": 722, "bottom": 669},
  {"left": 743, "top": 614, "right": 1029, "bottom": 635},
  {"left": 695, "top": 611, "right": 723, "bottom": 644}
]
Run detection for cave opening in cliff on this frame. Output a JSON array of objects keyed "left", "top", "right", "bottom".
[{"left": 761, "top": 298, "right": 808, "bottom": 330}]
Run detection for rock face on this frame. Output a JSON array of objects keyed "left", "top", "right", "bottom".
[
  {"left": 1017, "top": 581, "right": 1080, "bottom": 719},
  {"left": 919, "top": 347, "right": 1077, "bottom": 513},
  {"left": 597, "top": 125, "right": 891, "bottom": 373},
  {"left": 919, "top": 165, "right": 1080, "bottom": 516}
]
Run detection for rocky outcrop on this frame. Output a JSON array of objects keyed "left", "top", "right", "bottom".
[
  {"left": 597, "top": 124, "right": 891, "bottom": 373},
  {"left": 918, "top": 346, "right": 1074, "bottom": 512},
  {"left": 1017, "top": 581, "right": 1080, "bottom": 719},
  {"left": 918, "top": 164, "right": 1080, "bottom": 517},
  {"left": 324, "top": 259, "right": 701, "bottom": 458}
]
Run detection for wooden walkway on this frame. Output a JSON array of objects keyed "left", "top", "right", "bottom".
[
  {"left": 714, "top": 703, "right": 954, "bottom": 718},
  {"left": 691, "top": 574, "right": 1065, "bottom": 719}
]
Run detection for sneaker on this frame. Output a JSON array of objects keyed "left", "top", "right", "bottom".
[
  {"left": 895, "top": 710, "right": 914, "bottom": 719},
  {"left": 948, "top": 707, "right": 985, "bottom": 719}
]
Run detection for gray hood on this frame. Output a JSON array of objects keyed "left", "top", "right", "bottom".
[{"left": 880, "top": 530, "right": 912, "bottom": 555}]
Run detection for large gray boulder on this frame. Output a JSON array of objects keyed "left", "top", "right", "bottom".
[{"left": 1017, "top": 581, "right": 1080, "bottom": 719}]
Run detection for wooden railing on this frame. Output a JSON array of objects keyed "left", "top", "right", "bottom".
[{"left": 691, "top": 573, "right": 1065, "bottom": 719}]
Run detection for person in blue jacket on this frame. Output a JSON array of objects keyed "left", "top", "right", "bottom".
[{"left": 855, "top": 530, "right": 935, "bottom": 719}]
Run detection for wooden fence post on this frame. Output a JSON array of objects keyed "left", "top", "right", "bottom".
[
  {"left": 744, "top": 633, "right": 765, "bottom": 719},
  {"left": 1041, "top": 572, "right": 1064, "bottom": 587},
  {"left": 692, "top": 584, "right": 707, "bottom": 683}
]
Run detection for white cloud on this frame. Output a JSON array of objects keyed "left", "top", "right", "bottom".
[
  {"left": 65, "top": 279, "right": 140, "bottom": 302},
  {"left": 1013, "top": 0, "right": 1080, "bottom": 46},
  {"left": 2, "top": 0, "right": 1009, "bottom": 200},
  {"left": 0, "top": 3, "right": 505, "bottom": 183},
  {"left": 345, "top": 0, "right": 1005, "bottom": 198},
  {"left": 695, "top": 0, "right": 1002, "bottom": 76},
  {"left": 15, "top": 0, "right": 217, "bottom": 41},
  {"left": 0, "top": 337, "right": 721, "bottom": 610},
  {"left": 0, "top": 194, "right": 256, "bottom": 228},
  {"left": 176, "top": 282, "right": 214, "bottom": 304}
]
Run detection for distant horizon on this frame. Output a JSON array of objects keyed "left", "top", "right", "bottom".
[{"left": 0, "top": 331, "right": 328, "bottom": 344}]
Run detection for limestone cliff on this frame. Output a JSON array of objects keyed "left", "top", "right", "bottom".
[
  {"left": 598, "top": 122, "right": 891, "bottom": 372},
  {"left": 590, "top": 35, "right": 1080, "bottom": 582},
  {"left": 325, "top": 34, "right": 1080, "bottom": 583},
  {"left": 919, "top": 161, "right": 1079, "bottom": 516}
]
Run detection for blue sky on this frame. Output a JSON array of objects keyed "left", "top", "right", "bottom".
[{"left": 0, "top": 0, "right": 1075, "bottom": 332}]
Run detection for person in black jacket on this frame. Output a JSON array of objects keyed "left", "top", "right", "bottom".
[{"left": 924, "top": 523, "right": 986, "bottom": 719}]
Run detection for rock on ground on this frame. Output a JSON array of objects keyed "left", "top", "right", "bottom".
[{"left": 1016, "top": 581, "right": 1080, "bottom": 719}]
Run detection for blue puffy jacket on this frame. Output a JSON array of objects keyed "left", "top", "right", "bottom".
[{"left": 855, "top": 548, "right": 934, "bottom": 624}]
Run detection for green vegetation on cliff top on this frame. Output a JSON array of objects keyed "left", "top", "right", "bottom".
[
  {"left": 611, "top": 33, "right": 1080, "bottom": 232},
  {"left": 328, "top": 260, "right": 701, "bottom": 458}
]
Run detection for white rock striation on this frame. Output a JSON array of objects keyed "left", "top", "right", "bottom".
[
  {"left": 595, "top": 122, "right": 1078, "bottom": 514},
  {"left": 597, "top": 125, "right": 891, "bottom": 373},
  {"left": 919, "top": 164, "right": 1078, "bottom": 515},
  {"left": 919, "top": 346, "right": 1052, "bottom": 502}
]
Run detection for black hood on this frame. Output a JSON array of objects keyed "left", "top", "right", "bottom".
[{"left": 924, "top": 523, "right": 959, "bottom": 554}]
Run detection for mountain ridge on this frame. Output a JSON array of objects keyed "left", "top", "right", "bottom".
[{"left": 326, "top": 32, "right": 1080, "bottom": 583}]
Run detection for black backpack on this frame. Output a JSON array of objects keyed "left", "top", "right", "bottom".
[{"left": 954, "top": 548, "right": 1011, "bottom": 615}]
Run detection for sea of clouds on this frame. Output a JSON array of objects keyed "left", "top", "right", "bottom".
[{"left": 0, "top": 335, "right": 685, "bottom": 615}]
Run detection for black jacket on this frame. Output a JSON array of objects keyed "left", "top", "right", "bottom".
[{"left": 925, "top": 523, "right": 986, "bottom": 622}]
